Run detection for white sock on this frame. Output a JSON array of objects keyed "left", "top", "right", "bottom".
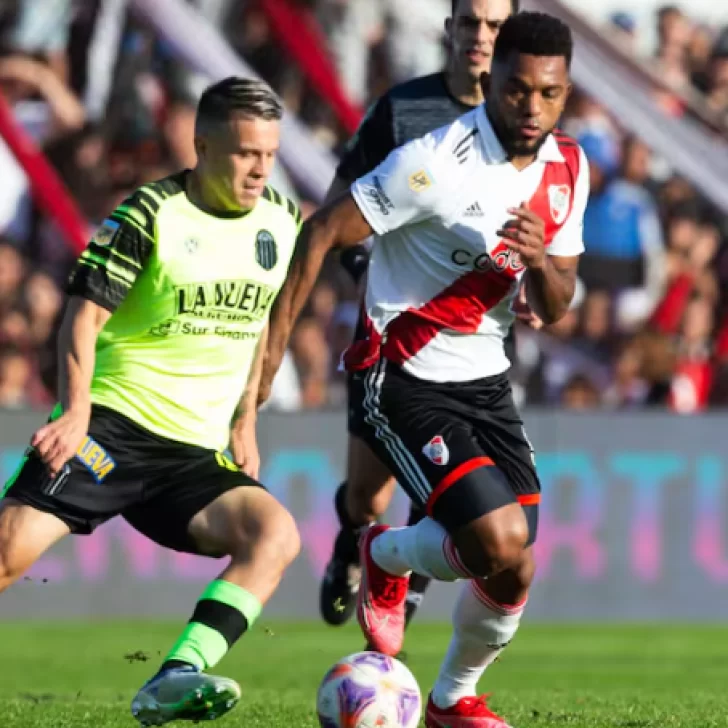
[
  {"left": 431, "top": 579, "right": 526, "bottom": 709},
  {"left": 370, "top": 518, "right": 474, "bottom": 581}
]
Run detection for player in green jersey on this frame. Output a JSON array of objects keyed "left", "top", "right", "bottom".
[{"left": 0, "top": 77, "right": 303, "bottom": 726}]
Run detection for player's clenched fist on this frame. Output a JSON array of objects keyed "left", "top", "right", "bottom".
[
  {"left": 31, "top": 408, "right": 90, "bottom": 478},
  {"left": 497, "top": 201, "right": 546, "bottom": 270}
]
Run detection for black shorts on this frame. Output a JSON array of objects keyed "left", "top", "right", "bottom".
[
  {"left": 3, "top": 405, "right": 261, "bottom": 554},
  {"left": 346, "top": 305, "right": 517, "bottom": 437},
  {"left": 350, "top": 359, "right": 540, "bottom": 540}
]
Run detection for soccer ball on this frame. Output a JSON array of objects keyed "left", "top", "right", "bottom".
[{"left": 316, "top": 651, "right": 421, "bottom": 728}]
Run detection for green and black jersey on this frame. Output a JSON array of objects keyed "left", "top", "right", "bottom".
[{"left": 66, "top": 171, "right": 301, "bottom": 451}]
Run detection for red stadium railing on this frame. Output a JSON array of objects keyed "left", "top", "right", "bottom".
[
  {"left": 0, "top": 91, "right": 88, "bottom": 255},
  {"left": 257, "top": 0, "right": 363, "bottom": 136}
]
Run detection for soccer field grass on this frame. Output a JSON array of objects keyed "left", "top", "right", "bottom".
[{"left": 0, "top": 621, "right": 727, "bottom": 727}]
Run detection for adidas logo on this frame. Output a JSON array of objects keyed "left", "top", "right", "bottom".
[{"left": 464, "top": 201, "right": 484, "bottom": 217}]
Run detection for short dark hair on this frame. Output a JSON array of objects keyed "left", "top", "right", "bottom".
[
  {"left": 195, "top": 77, "right": 283, "bottom": 134},
  {"left": 657, "top": 5, "right": 683, "bottom": 21},
  {"left": 493, "top": 11, "right": 573, "bottom": 67},
  {"left": 451, "top": 0, "right": 519, "bottom": 16}
]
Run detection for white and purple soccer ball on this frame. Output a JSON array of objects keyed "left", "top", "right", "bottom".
[{"left": 316, "top": 651, "right": 421, "bottom": 728}]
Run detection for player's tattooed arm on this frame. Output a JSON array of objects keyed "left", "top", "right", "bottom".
[
  {"left": 237, "top": 323, "right": 268, "bottom": 424},
  {"left": 259, "top": 194, "right": 373, "bottom": 405},
  {"left": 31, "top": 298, "right": 111, "bottom": 476}
]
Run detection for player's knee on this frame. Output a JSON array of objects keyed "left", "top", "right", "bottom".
[
  {"left": 455, "top": 508, "right": 529, "bottom": 577},
  {"left": 236, "top": 504, "right": 301, "bottom": 573},
  {"left": 512, "top": 548, "right": 536, "bottom": 590}
]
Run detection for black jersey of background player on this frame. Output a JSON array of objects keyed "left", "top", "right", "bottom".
[
  {"left": 337, "top": 72, "right": 474, "bottom": 185},
  {"left": 337, "top": 71, "right": 518, "bottom": 362}
]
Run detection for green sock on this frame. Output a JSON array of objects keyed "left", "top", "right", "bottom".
[{"left": 163, "top": 580, "right": 262, "bottom": 671}]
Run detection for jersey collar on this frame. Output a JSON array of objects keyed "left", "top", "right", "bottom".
[{"left": 476, "top": 103, "right": 565, "bottom": 165}]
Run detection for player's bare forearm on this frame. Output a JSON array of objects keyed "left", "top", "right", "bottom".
[
  {"left": 260, "top": 194, "right": 372, "bottom": 400},
  {"left": 524, "top": 255, "right": 578, "bottom": 325},
  {"left": 236, "top": 324, "right": 268, "bottom": 425},
  {"left": 56, "top": 297, "right": 110, "bottom": 414}
]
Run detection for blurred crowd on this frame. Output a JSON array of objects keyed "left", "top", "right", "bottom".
[{"left": 0, "top": 0, "right": 727, "bottom": 414}]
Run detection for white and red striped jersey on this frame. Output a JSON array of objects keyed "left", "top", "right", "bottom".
[{"left": 346, "top": 103, "right": 588, "bottom": 382}]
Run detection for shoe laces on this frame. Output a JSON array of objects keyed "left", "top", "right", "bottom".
[
  {"left": 380, "top": 579, "right": 406, "bottom": 605},
  {"left": 461, "top": 694, "right": 503, "bottom": 718}
]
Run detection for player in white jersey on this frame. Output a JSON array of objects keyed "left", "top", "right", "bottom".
[{"left": 260, "top": 12, "right": 586, "bottom": 728}]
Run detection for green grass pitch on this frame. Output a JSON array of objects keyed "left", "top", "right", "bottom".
[{"left": 0, "top": 621, "right": 726, "bottom": 727}]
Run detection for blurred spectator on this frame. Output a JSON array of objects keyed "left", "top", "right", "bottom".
[
  {"left": 689, "top": 24, "right": 717, "bottom": 90},
  {"left": 560, "top": 373, "right": 602, "bottom": 410},
  {"left": 0, "top": 343, "right": 31, "bottom": 409},
  {"left": 0, "top": 52, "right": 86, "bottom": 243},
  {"left": 0, "top": 242, "right": 24, "bottom": 314},
  {"left": 579, "top": 136, "right": 666, "bottom": 330},
  {"left": 571, "top": 289, "right": 614, "bottom": 361},
  {"left": 602, "top": 339, "right": 650, "bottom": 409},
  {"left": 654, "top": 5, "right": 693, "bottom": 91},
  {"left": 23, "top": 272, "right": 63, "bottom": 347},
  {"left": 705, "top": 41, "right": 728, "bottom": 124},
  {"left": 316, "top": 0, "right": 386, "bottom": 106},
  {"left": 669, "top": 295, "right": 715, "bottom": 413},
  {"left": 609, "top": 12, "right": 638, "bottom": 54},
  {"left": 291, "top": 317, "right": 332, "bottom": 409},
  {"left": 9, "top": 0, "right": 74, "bottom": 81},
  {"left": 385, "top": 0, "right": 448, "bottom": 84},
  {"left": 0, "top": 309, "right": 31, "bottom": 349}
]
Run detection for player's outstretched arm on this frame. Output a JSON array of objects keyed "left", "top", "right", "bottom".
[
  {"left": 31, "top": 297, "right": 110, "bottom": 476},
  {"left": 259, "top": 194, "right": 374, "bottom": 405}
]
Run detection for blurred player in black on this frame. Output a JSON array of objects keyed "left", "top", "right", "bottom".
[{"left": 320, "top": 0, "right": 533, "bottom": 639}]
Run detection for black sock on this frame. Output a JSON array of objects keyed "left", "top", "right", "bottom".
[
  {"left": 160, "top": 580, "right": 258, "bottom": 673},
  {"left": 333, "top": 481, "right": 362, "bottom": 563},
  {"left": 405, "top": 573, "right": 431, "bottom": 627},
  {"left": 407, "top": 502, "right": 427, "bottom": 527},
  {"left": 162, "top": 659, "right": 193, "bottom": 671}
]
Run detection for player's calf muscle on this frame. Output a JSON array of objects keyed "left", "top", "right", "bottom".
[
  {"left": 224, "top": 508, "right": 300, "bottom": 604},
  {"left": 345, "top": 437, "right": 396, "bottom": 524},
  {"left": 190, "top": 489, "right": 301, "bottom": 601},
  {"left": 229, "top": 504, "right": 301, "bottom": 569},
  {"left": 482, "top": 547, "right": 536, "bottom": 606},
  {"left": 0, "top": 500, "right": 69, "bottom": 590},
  {"left": 345, "top": 475, "right": 396, "bottom": 525}
]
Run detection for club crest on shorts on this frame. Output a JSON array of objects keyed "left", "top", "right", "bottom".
[
  {"left": 422, "top": 435, "right": 450, "bottom": 466},
  {"left": 548, "top": 184, "right": 570, "bottom": 224},
  {"left": 255, "top": 229, "right": 277, "bottom": 270}
]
